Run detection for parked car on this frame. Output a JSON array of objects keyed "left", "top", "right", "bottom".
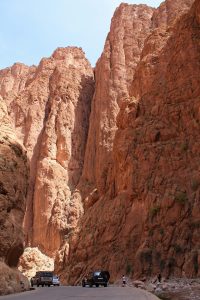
[
  {"left": 52, "top": 275, "right": 60, "bottom": 286},
  {"left": 30, "top": 271, "right": 53, "bottom": 287},
  {"left": 82, "top": 270, "right": 110, "bottom": 287}
]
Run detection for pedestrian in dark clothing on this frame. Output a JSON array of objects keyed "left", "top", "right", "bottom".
[
  {"left": 158, "top": 273, "right": 162, "bottom": 283},
  {"left": 122, "top": 275, "right": 126, "bottom": 286}
]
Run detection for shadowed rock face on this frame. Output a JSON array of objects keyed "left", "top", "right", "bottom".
[{"left": 0, "top": 99, "right": 29, "bottom": 266}]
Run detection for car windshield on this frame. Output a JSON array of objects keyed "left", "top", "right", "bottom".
[
  {"left": 41, "top": 272, "right": 53, "bottom": 277},
  {"left": 93, "top": 272, "right": 101, "bottom": 276}
]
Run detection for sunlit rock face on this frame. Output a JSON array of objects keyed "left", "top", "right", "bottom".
[
  {"left": 32, "top": 48, "right": 94, "bottom": 256},
  {"left": 61, "top": 0, "right": 199, "bottom": 283},
  {"left": 0, "top": 99, "right": 29, "bottom": 294},
  {"left": 80, "top": 4, "right": 155, "bottom": 201},
  {"left": 0, "top": 47, "right": 94, "bottom": 258}
]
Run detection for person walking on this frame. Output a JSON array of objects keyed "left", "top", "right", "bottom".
[
  {"left": 157, "top": 273, "right": 162, "bottom": 283},
  {"left": 122, "top": 275, "right": 126, "bottom": 287}
]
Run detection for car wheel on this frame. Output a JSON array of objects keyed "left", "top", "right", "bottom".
[
  {"left": 95, "top": 284, "right": 99, "bottom": 287},
  {"left": 104, "top": 283, "right": 107, "bottom": 287}
]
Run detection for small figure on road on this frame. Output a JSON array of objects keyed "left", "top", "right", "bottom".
[
  {"left": 122, "top": 275, "right": 126, "bottom": 287},
  {"left": 20, "top": 280, "right": 25, "bottom": 290},
  {"left": 157, "top": 273, "right": 162, "bottom": 283}
]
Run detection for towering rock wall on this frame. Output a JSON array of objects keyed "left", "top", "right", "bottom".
[
  {"left": 0, "top": 48, "right": 94, "bottom": 258},
  {"left": 62, "top": 0, "right": 199, "bottom": 283},
  {"left": 32, "top": 48, "right": 94, "bottom": 255},
  {"left": 112, "top": 0, "right": 199, "bottom": 278},
  {"left": 80, "top": 3, "right": 154, "bottom": 205}
]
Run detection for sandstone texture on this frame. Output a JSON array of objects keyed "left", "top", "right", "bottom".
[
  {"left": 0, "top": 262, "right": 30, "bottom": 295},
  {"left": 0, "top": 47, "right": 94, "bottom": 260},
  {"left": 81, "top": 4, "right": 154, "bottom": 200},
  {"left": 0, "top": 99, "right": 29, "bottom": 293},
  {"left": 60, "top": 0, "right": 199, "bottom": 284},
  {"left": 31, "top": 48, "right": 94, "bottom": 256},
  {"left": 0, "top": 0, "right": 199, "bottom": 289}
]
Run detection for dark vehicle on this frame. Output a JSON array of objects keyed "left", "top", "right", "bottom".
[
  {"left": 82, "top": 271, "right": 110, "bottom": 287},
  {"left": 31, "top": 271, "right": 53, "bottom": 287}
]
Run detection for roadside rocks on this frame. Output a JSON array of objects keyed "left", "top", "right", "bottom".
[
  {"left": 0, "top": 262, "right": 30, "bottom": 296},
  {"left": 142, "top": 278, "right": 200, "bottom": 300}
]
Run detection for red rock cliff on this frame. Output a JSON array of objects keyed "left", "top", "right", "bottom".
[
  {"left": 0, "top": 98, "right": 29, "bottom": 293},
  {"left": 0, "top": 0, "right": 199, "bottom": 285},
  {"left": 32, "top": 48, "right": 94, "bottom": 255},
  {"left": 81, "top": 4, "right": 154, "bottom": 200},
  {"left": 62, "top": 0, "right": 199, "bottom": 283},
  {"left": 0, "top": 47, "right": 94, "bottom": 258}
]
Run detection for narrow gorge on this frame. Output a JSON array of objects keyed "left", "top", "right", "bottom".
[{"left": 0, "top": 0, "right": 199, "bottom": 294}]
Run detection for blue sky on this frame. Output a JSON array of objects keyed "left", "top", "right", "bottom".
[{"left": 0, "top": 0, "right": 162, "bottom": 69}]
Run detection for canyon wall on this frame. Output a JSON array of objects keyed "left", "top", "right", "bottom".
[
  {"left": 61, "top": 0, "right": 199, "bottom": 283},
  {"left": 0, "top": 48, "right": 94, "bottom": 260},
  {"left": 0, "top": 0, "right": 199, "bottom": 285},
  {"left": 0, "top": 99, "right": 28, "bottom": 267},
  {"left": 80, "top": 4, "right": 154, "bottom": 201},
  {"left": 0, "top": 99, "right": 29, "bottom": 294}
]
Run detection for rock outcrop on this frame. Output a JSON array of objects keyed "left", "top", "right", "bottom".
[
  {"left": 0, "top": 262, "right": 30, "bottom": 295},
  {"left": 0, "top": 99, "right": 29, "bottom": 293}
]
